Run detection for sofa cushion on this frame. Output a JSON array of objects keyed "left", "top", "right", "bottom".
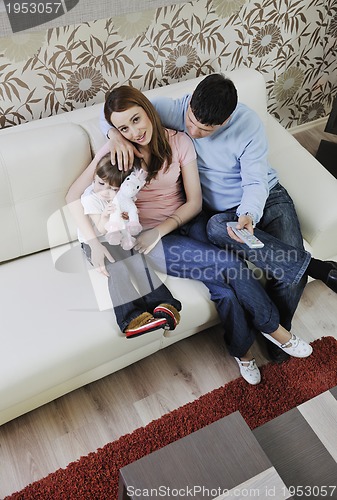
[{"left": 0, "top": 123, "right": 91, "bottom": 262}]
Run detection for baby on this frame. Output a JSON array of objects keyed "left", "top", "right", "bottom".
[{"left": 78, "top": 154, "right": 181, "bottom": 338}]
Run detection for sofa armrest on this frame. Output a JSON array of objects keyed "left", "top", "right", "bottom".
[{"left": 266, "top": 115, "right": 337, "bottom": 259}]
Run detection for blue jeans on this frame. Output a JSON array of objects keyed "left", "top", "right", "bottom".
[
  {"left": 148, "top": 232, "right": 281, "bottom": 357},
  {"left": 82, "top": 243, "right": 181, "bottom": 332},
  {"left": 203, "top": 183, "right": 311, "bottom": 331}
]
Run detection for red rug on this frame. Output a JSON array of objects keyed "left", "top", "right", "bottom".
[{"left": 6, "top": 336, "right": 337, "bottom": 500}]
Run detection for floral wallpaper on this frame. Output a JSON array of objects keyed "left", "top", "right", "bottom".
[{"left": 0, "top": 0, "right": 336, "bottom": 129}]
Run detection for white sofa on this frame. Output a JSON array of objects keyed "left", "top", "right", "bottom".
[{"left": 1, "top": 68, "right": 337, "bottom": 426}]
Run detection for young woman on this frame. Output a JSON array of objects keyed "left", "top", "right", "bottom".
[{"left": 66, "top": 86, "right": 312, "bottom": 385}]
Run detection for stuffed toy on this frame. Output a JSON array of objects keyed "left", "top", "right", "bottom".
[{"left": 105, "top": 168, "right": 147, "bottom": 250}]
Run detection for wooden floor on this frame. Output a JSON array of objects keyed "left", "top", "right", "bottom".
[
  {"left": 292, "top": 117, "right": 337, "bottom": 156},
  {"left": 1, "top": 122, "right": 337, "bottom": 498}
]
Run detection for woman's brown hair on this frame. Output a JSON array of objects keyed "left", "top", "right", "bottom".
[{"left": 104, "top": 86, "right": 172, "bottom": 182}]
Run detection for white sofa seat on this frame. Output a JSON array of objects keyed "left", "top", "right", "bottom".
[{"left": 1, "top": 245, "right": 218, "bottom": 425}]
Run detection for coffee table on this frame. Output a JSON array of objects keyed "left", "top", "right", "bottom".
[
  {"left": 118, "top": 411, "right": 290, "bottom": 499},
  {"left": 253, "top": 385, "right": 337, "bottom": 499}
]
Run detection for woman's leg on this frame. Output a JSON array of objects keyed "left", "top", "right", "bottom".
[
  {"left": 206, "top": 281, "right": 257, "bottom": 358},
  {"left": 153, "top": 235, "right": 313, "bottom": 383},
  {"left": 149, "top": 234, "right": 281, "bottom": 355},
  {"left": 159, "top": 234, "right": 312, "bottom": 350},
  {"left": 154, "top": 234, "right": 273, "bottom": 385}
]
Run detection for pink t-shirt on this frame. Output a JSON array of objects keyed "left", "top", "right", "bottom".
[
  {"left": 137, "top": 129, "right": 196, "bottom": 229},
  {"left": 92, "top": 129, "right": 196, "bottom": 230}
]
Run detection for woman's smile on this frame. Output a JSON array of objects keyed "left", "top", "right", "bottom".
[{"left": 135, "top": 132, "right": 146, "bottom": 143}]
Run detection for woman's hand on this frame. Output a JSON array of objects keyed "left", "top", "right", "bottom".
[
  {"left": 134, "top": 228, "right": 161, "bottom": 254},
  {"left": 108, "top": 128, "right": 143, "bottom": 171},
  {"left": 89, "top": 239, "right": 115, "bottom": 276}
]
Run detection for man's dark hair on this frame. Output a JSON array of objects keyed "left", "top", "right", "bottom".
[{"left": 190, "top": 73, "right": 238, "bottom": 126}]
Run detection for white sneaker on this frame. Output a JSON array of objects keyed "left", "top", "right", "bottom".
[
  {"left": 261, "top": 332, "right": 312, "bottom": 358},
  {"left": 234, "top": 357, "right": 261, "bottom": 385}
]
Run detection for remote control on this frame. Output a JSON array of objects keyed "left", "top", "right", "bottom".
[{"left": 226, "top": 222, "right": 264, "bottom": 248}]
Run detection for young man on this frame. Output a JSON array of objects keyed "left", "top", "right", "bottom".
[{"left": 100, "top": 74, "right": 337, "bottom": 362}]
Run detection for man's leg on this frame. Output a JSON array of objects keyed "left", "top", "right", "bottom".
[
  {"left": 256, "top": 183, "right": 308, "bottom": 331},
  {"left": 206, "top": 184, "right": 309, "bottom": 362},
  {"left": 207, "top": 216, "right": 310, "bottom": 288},
  {"left": 206, "top": 186, "right": 310, "bottom": 325}
]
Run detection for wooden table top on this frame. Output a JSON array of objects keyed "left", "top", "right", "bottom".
[{"left": 119, "top": 411, "right": 290, "bottom": 499}]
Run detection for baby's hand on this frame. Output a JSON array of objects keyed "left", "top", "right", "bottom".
[{"left": 102, "top": 202, "right": 117, "bottom": 217}]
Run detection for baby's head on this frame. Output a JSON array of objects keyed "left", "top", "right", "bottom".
[{"left": 93, "top": 154, "right": 130, "bottom": 201}]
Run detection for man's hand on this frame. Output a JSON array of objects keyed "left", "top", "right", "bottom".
[
  {"left": 107, "top": 128, "right": 143, "bottom": 171},
  {"left": 89, "top": 239, "right": 115, "bottom": 276},
  {"left": 227, "top": 214, "right": 254, "bottom": 243},
  {"left": 134, "top": 228, "right": 161, "bottom": 254}
]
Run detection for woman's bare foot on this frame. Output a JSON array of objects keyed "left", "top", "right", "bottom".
[
  {"left": 239, "top": 348, "right": 255, "bottom": 362},
  {"left": 269, "top": 325, "right": 293, "bottom": 346}
]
